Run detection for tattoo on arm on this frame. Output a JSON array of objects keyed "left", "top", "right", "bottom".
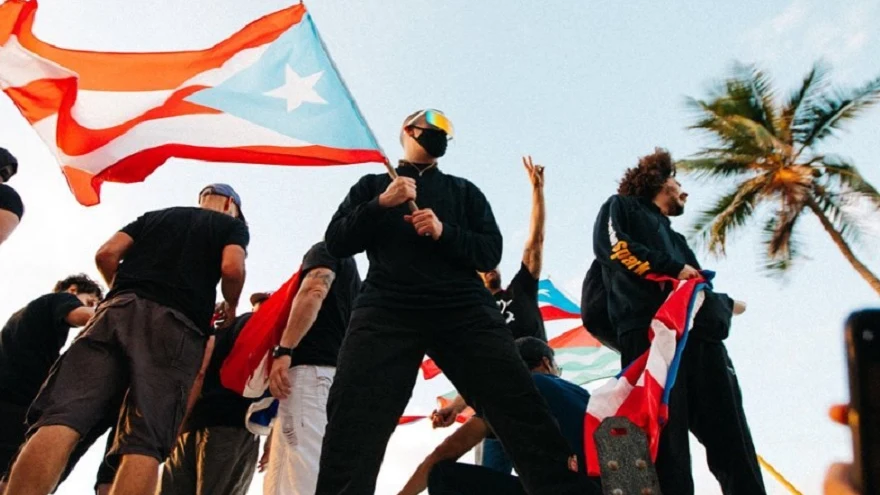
[{"left": 305, "top": 268, "right": 336, "bottom": 291}]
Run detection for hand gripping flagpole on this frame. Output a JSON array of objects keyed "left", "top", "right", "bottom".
[{"left": 309, "top": 5, "right": 419, "bottom": 213}]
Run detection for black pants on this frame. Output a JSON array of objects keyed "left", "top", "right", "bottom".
[
  {"left": 428, "top": 460, "right": 527, "bottom": 495},
  {"left": 619, "top": 331, "right": 766, "bottom": 495},
  {"left": 315, "top": 306, "right": 598, "bottom": 495}
]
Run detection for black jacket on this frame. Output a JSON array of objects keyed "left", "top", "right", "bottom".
[
  {"left": 592, "top": 195, "right": 733, "bottom": 340},
  {"left": 325, "top": 162, "right": 501, "bottom": 310}
]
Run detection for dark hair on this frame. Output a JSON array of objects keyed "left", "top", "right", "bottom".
[
  {"left": 0, "top": 147, "right": 18, "bottom": 182},
  {"left": 54, "top": 274, "right": 103, "bottom": 299},
  {"left": 617, "top": 148, "right": 676, "bottom": 200},
  {"left": 250, "top": 292, "right": 272, "bottom": 307},
  {"left": 515, "top": 337, "right": 555, "bottom": 370}
]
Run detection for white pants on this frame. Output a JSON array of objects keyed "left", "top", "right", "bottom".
[{"left": 264, "top": 364, "right": 335, "bottom": 495}]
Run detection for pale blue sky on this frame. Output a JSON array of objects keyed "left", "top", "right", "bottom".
[{"left": 1, "top": 0, "right": 879, "bottom": 493}]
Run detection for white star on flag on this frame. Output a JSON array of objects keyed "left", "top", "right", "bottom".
[{"left": 264, "top": 65, "right": 327, "bottom": 111}]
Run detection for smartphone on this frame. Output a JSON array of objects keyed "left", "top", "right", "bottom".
[{"left": 846, "top": 309, "right": 880, "bottom": 494}]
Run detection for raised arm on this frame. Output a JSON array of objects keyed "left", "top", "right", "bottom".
[
  {"left": 522, "top": 156, "right": 545, "bottom": 278},
  {"left": 593, "top": 196, "right": 691, "bottom": 279}
]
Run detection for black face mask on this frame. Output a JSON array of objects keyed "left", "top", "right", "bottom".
[{"left": 414, "top": 128, "right": 448, "bottom": 158}]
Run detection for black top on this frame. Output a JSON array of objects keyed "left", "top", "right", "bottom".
[
  {"left": 494, "top": 263, "right": 546, "bottom": 341},
  {"left": 0, "top": 293, "right": 83, "bottom": 405},
  {"left": 0, "top": 184, "right": 23, "bottom": 220},
  {"left": 593, "top": 195, "right": 693, "bottom": 335},
  {"left": 325, "top": 163, "right": 502, "bottom": 310},
  {"left": 290, "top": 242, "right": 361, "bottom": 367},
  {"left": 186, "top": 312, "right": 255, "bottom": 432},
  {"left": 107, "top": 207, "right": 249, "bottom": 332}
]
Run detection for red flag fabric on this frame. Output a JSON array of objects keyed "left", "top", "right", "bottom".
[
  {"left": 583, "top": 274, "right": 707, "bottom": 476},
  {"left": 220, "top": 267, "right": 302, "bottom": 398}
]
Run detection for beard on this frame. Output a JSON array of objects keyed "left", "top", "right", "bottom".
[
  {"left": 486, "top": 278, "right": 502, "bottom": 290},
  {"left": 667, "top": 201, "right": 685, "bottom": 217}
]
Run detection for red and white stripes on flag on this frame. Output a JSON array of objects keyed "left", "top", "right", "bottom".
[{"left": 583, "top": 274, "right": 707, "bottom": 476}]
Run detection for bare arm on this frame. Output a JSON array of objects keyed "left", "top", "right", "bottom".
[
  {"left": 279, "top": 267, "right": 336, "bottom": 348},
  {"left": 398, "top": 417, "right": 490, "bottom": 495},
  {"left": 220, "top": 245, "right": 246, "bottom": 307},
  {"left": 95, "top": 232, "right": 135, "bottom": 287},
  {"left": 178, "top": 336, "right": 216, "bottom": 437},
  {"left": 65, "top": 307, "right": 95, "bottom": 327},
  {"left": 521, "top": 156, "right": 545, "bottom": 278},
  {"left": 268, "top": 267, "right": 336, "bottom": 399}
]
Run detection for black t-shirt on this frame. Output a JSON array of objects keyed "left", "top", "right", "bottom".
[
  {"left": 0, "top": 293, "right": 83, "bottom": 405},
  {"left": 107, "top": 207, "right": 249, "bottom": 332},
  {"left": 0, "top": 184, "right": 23, "bottom": 220},
  {"left": 186, "top": 312, "right": 255, "bottom": 431},
  {"left": 290, "top": 242, "right": 361, "bottom": 367},
  {"left": 494, "top": 263, "right": 546, "bottom": 341}
]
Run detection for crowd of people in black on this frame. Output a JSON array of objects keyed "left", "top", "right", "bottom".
[{"left": 0, "top": 109, "right": 769, "bottom": 495}]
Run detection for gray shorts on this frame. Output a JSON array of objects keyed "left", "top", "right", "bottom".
[{"left": 29, "top": 293, "right": 206, "bottom": 461}]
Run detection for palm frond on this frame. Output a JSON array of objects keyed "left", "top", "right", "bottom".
[
  {"left": 816, "top": 154, "right": 880, "bottom": 209},
  {"left": 782, "top": 62, "right": 829, "bottom": 144},
  {"left": 676, "top": 157, "right": 757, "bottom": 181},
  {"left": 687, "top": 99, "right": 784, "bottom": 156},
  {"left": 733, "top": 63, "right": 783, "bottom": 138},
  {"left": 761, "top": 214, "right": 803, "bottom": 275},
  {"left": 793, "top": 72, "right": 880, "bottom": 150},
  {"left": 689, "top": 176, "right": 767, "bottom": 255}
]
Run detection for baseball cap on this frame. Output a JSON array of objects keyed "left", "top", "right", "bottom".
[
  {"left": 0, "top": 147, "right": 18, "bottom": 182},
  {"left": 200, "top": 183, "right": 245, "bottom": 222}
]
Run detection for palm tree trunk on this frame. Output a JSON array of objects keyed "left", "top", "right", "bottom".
[{"left": 806, "top": 197, "right": 880, "bottom": 296}]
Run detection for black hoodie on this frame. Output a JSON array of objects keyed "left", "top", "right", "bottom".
[
  {"left": 325, "top": 161, "right": 502, "bottom": 311},
  {"left": 592, "top": 194, "right": 735, "bottom": 340}
]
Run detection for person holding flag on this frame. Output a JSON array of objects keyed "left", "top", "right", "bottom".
[
  {"left": 5, "top": 184, "right": 249, "bottom": 495},
  {"left": 592, "top": 148, "right": 764, "bottom": 495},
  {"left": 316, "top": 109, "right": 592, "bottom": 495}
]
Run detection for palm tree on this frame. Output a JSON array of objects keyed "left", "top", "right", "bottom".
[{"left": 679, "top": 62, "right": 880, "bottom": 295}]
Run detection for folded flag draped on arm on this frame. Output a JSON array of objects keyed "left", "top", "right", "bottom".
[
  {"left": 419, "top": 278, "right": 620, "bottom": 385},
  {"left": 583, "top": 274, "right": 709, "bottom": 476},
  {"left": 0, "top": 0, "right": 384, "bottom": 205},
  {"left": 220, "top": 267, "right": 302, "bottom": 398}
]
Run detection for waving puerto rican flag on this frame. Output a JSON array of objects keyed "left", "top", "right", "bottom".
[{"left": 0, "top": 0, "right": 384, "bottom": 205}]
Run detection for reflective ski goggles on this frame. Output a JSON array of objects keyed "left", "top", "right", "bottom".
[{"left": 406, "top": 109, "right": 455, "bottom": 139}]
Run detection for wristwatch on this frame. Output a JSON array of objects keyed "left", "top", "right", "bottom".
[{"left": 272, "top": 345, "right": 294, "bottom": 358}]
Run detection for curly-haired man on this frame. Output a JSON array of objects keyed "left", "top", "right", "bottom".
[
  {"left": 592, "top": 148, "right": 765, "bottom": 495},
  {"left": 0, "top": 274, "right": 103, "bottom": 488}
]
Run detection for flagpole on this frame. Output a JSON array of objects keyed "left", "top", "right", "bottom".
[{"left": 307, "top": 3, "right": 419, "bottom": 212}]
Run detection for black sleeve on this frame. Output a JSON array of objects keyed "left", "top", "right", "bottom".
[
  {"left": 593, "top": 196, "right": 684, "bottom": 278},
  {"left": 510, "top": 262, "right": 538, "bottom": 299},
  {"left": 0, "top": 184, "right": 23, "bottom": 219},
  {"left": 436, "top": 182, "right": 503, "bottom": 272},
  {"left": 50, "top": 293, "right": 84, "bottom": 328},
  {"left": 324, "top": 175, "right": 388, "bottom": 258},
  {"left": 222, "top": 219, "right": 250, "bottom": 250},
  {"left": 120, "top": 214, "right": 148, "bottom": 240},
  {"left": 302, "top": 242, "right": 340, "bottom": 276}
]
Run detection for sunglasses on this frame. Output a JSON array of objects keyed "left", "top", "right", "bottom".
[{"left": 406, "top": 109, "right": 455, "bottom": 139}]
